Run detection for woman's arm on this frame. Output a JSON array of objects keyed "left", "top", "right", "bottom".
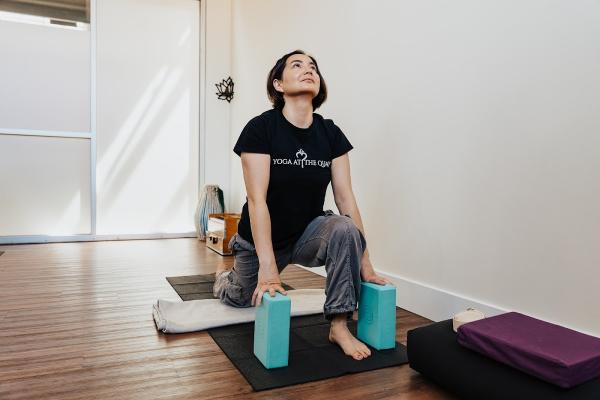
[
  {"left": 331, "top": 154, "right": 388, "bottom": 285},
  {"left": 240, "top": 152, "right": 288, "bottom": 306}
]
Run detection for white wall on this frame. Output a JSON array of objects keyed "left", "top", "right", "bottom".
[
  {"left": 0, "top": 135, "right": 91, "bottom": 235},
  {"left": 229, "top": 0, "right": 600, "bottom": 335}
]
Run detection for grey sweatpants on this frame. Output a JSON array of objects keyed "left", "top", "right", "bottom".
[{"left": 213, "top": 210, "right": 366, "bottom": 319}]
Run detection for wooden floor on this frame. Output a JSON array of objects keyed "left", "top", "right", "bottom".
[{"left": 0, "top": 239, "right": 454, "bottom": 399}]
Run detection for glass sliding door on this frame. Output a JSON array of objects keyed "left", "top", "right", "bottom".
[
  {"left": 0, "top": 1, "right": 93, "bottom": 238},
  {"left": 96, "top": 0, "right": 199, "bottom": 236},
  {"left": 0, "top": 0, "right": 200, "bottom": 242}
]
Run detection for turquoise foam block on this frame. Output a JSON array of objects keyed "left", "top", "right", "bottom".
[
  {"left": 253, "top": 292, "right": 291, "bottom": 369},
  {"left": 357, "top": 282, "right": 397, "bottom": 350}
]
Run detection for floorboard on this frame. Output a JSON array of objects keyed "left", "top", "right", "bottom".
[{"left": 0, "top": 239, "right": 454, "bottom": 399}]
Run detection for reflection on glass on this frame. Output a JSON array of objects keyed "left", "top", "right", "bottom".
[{"left": 0, "top": 0, "right": 89, "bottom": 28}]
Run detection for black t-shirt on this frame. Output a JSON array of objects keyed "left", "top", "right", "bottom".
[{"left": 233, "top": 108, "right": 353, "bottom": 249}]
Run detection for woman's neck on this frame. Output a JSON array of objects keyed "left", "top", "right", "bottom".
[{"left": 282, "top": 96, "right": 313, "bottom": 128}]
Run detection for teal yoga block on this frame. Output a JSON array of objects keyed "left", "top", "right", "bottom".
[
  {"left": 253, "top": 292, "right": 291, "bottom": 369},
  {"left": 357, "top": 282, "right": 397, "bottom": 350}
]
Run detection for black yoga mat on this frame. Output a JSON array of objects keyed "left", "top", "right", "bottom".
[
  {"left": 166, "top": 273, "right": 293, "bottom": 301},
  {"left": 208, "top": 313, "right": 408, "bottom": 391}
]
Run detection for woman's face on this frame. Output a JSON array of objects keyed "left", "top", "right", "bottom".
[{"left": 274, "top": 53, "right": 320, "bottom": 99}]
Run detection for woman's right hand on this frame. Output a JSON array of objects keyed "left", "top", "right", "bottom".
[{"left": 252, "top": 265, "right": 287, "bottom": 307}]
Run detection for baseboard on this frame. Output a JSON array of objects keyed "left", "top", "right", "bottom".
[
  {"left": 296, "top": 264, "right": 506, "bottom": 322},
  {"left": 376, "top": 270, "right": 507, "bottom": 322},
  {"left": 297, "top": 265, "right": 600, "bottom": 336},
  {"left": 0, "top": 232, "right": 197, "bottom": 245}
]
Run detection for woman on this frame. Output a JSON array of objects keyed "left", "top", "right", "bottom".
[{"left": 214, "top": 50, "right": 389, "bottom": 360}]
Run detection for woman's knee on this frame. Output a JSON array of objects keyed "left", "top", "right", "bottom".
[
  {"left": 216, "top": 266, "right": 256, "bottom": 308},
  {"left": 328, "top": 215, "right": 364, "bottom": 245},
  {"left": 218, "top": 277, "right": 253, "bottom": 308}
]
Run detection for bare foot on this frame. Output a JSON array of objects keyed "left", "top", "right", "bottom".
[
  {"left": 213, "top": 266, "right": 233, "bottom": 298},
  {"left": 328, "top": 316, "right": 372, "bottom": 360}
]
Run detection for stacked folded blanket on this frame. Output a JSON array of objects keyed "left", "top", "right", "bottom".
[{"left": 153, "top": 289, "right": 326, "bottom": 333}]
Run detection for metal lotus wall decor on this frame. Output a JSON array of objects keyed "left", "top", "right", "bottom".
[{"left": 215, "top": 77, "right": 234, "bottom": 102}]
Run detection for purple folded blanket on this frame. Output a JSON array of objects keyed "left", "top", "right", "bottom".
[{"left": 457, "top": 312, "right": 600, "bottom": 389}]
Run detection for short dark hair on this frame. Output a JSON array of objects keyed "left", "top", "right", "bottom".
[{"left": 266, "top": 50, "right": 328, "bottom": 111}]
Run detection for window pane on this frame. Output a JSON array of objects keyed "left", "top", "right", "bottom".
[
  {"left": 0, "top": 0, "right": 89, "bottom": 24},
  {"left": 0, "top": 135, "right": 91, "bottom": 236},
  {"left": 0, "top": 18, "right": 91, "bottom": 132}
]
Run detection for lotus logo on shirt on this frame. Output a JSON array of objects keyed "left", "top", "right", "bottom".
[
  {"left": 296, "top": 149, "right": 307, "bottom": 161},
  {"left": 272, "top": 148, "right": 331, "bottom": 169}
]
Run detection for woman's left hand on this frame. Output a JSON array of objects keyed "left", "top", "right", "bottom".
[{"left": 360, "top": 259, "right": 391, "bottom": 286}]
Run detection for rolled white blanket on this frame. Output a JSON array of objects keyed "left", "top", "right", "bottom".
[
  {"left": 153, "top": 289, "right": 327, "bottom": 333},
  {"left": 452, "top": 308, "right": 486, "bottom": 332}
]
